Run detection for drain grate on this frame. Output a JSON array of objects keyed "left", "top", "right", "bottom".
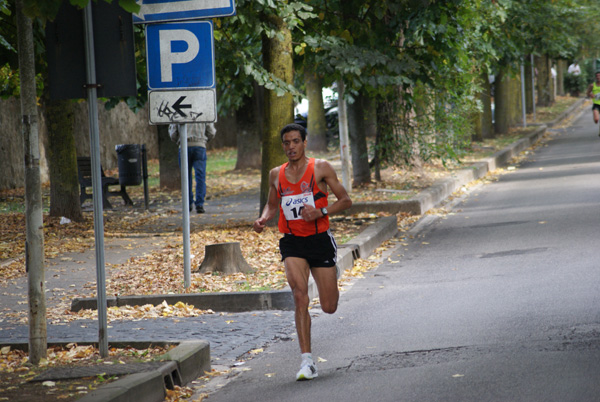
[{"left": 31, "top": 361, "right": 169, "bottom": 382}]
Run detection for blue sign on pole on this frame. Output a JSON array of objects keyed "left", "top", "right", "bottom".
[
  {"left": 133, "top": 0, "right": 236, "bottom": 24},
  {"left": 146, "top": 21, "right": 215, "bottom": 90}
]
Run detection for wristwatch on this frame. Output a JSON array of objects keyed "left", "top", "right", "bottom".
[{"left": 320, "top": 207, "right": 328, "bottom": 217}]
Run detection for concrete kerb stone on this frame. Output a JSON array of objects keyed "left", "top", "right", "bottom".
[
  {"left": 78, "top": 370, "right": 167, "bottom": 402},
  {"left": 344, "top": 216, "right": 398, "bottom": 259},
  {"left": 0, "top": 340, "right": 210, "bottom": 402},
  {"left": 159, "top": 340, "right": 210, "bottom": 385},
  {"left": 546, "top": 97, "right": 587, "bottom": 128},
  {"left": 346, "top": 124, "right": 549, "bottom": 217},
  {"left": 71, "top": 290, "right": 295, "bottom": 313}
]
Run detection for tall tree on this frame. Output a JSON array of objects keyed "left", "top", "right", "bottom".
[
  {"left": 15, "top": 0, "right": 46, "bottom": 366},
  {"left": 157, "top": 124, "right": 179, "bottom": 190},
  {"left": 234, "top": 84, "right": 263, "bottom": 170},
  {"left": 305, "top": 68, "right": 328, "bottom": 152},
  {"left": 494, "top": 66, "right": 511, "bottom": 134},
  {"left": 536, "top": 55, "right": 553, "bottom": 107},
  {"left": 211, "top": 0, "right": 309, "bottom": 185},
  {"left": 260, "top": 12, "right": 293, "bottom": 211},
  {"left": 45, "top": 97, "right": 83, "bottom": 221},
  {"left": 347, "top": 90, "right": 371, "bottom": 185}
]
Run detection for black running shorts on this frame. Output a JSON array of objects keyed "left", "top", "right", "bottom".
[
  {"left": 592, "top": 103, "right": 600, "bottom": 112},
  {"left": 279, "top": 230, "right": 337, "bottom": 268}
]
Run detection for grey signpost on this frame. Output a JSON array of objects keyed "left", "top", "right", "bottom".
[
  {"left": 137, "top": 0, "right": 233, "bottom": 288},
  {"left": 82, "top": 3, "right": 108, "bottom": 357}
]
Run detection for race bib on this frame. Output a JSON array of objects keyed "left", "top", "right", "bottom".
[
  {"left": 281, "top": 192, "right": 315, "bottom": 220},
  {"left": 595, "top": 93, "right": 600, "bottom": 100}
]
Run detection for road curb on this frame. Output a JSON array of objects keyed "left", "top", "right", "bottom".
[
  {"left": 347, "top": 124, "right": 548, "bottom": 217},
  {"left": 0, "top": 340, "right": 209, "bottom": 402},
  {"left": 79, "top": 340, "right": 209, "bottom": 402},
  {"left": 546, "top": 97, "right": 587, "bottom": 127}
]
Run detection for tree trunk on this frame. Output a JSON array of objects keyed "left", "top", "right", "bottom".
[
  {"left": 235, "top": 83, "right": 263, "bottom": 170},
  {"left": 348, "top": 91, "right": 371, "bottom": 185},
  {"left": 364, "top": 96, "right": 377, "bottom": 139},
  {"left": 305, "top": 69, "right": 327, "bottom": 152},
  {"left": 374, "top": 100, "right": 393, "bottom": 181},
  {"left": 509, "top": 71, "right": 522, "bottom": 126},
  {"left": 557, "top": 60, "right": 566, "bottom": 96},
  {"left": 158, "top": 124, "right": 180, "bottom": 190},
  {"left": 525, "top": 55, "right": 534, "bottom": 114},
  {"left": 45, "top": 98, "right": 83, "bottom": 222},
  {"left": 198, "top": 242, "right": 253, "bottom": 274},
  {"left": 536, "top": 55, "right": 552, "bottom": 107},
  {"left": 16, "top": 0, "right": 46, "bottom": 365},
  {"left": 494, "top": 66, "right": 511, "bottom": 135},
  {"left": 480, "top": 72, "right": 494, "bottom": 139},
  {"left": 260, "top": 14, "right": 293, "bottom": 212}
]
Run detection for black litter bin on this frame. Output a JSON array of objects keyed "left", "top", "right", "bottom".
[{"left": 115, "top": 144, "right": 142, "bottom": 186}]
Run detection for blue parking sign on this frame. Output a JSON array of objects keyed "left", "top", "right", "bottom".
[{"left": 146, "top": 21, "right": 215, "bottom": 90}]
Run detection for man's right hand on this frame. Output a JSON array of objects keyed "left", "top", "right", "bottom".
[{"left": 253, "top": 217, "right": 267, "bottom": 233}]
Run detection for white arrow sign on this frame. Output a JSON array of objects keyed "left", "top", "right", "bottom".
[
  {"left": 133, "top": 0, "right": 236, "bottom": 24},
  {"left": 148, "top": 89, "right": 217, "bottom": 124}
]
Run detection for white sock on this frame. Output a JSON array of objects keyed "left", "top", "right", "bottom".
[{"left": 301, "top": 353, "right": 313, "bottom": 365}]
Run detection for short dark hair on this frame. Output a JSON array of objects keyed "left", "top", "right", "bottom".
[{"left": 280, "top": 123, "right": 307, "bottom": 141}]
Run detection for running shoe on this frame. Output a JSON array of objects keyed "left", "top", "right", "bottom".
[{"left": 296, "top": 361, "right": 318, "bottom": 381}]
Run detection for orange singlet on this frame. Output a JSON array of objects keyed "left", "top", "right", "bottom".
[{"left": 277, "top": 158, "right": 329, "bottom": 236}]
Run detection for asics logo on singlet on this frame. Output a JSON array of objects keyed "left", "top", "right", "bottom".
[{"left": 285, "top": 196, "right": 310, "bottom": 206}]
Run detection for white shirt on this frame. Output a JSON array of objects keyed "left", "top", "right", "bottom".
[{"left": 568, "top": 64, "right": 581, "bottom": 75}]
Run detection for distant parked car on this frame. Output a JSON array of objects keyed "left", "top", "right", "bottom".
[
  {"left": 294, "top": 112, "right": 307, "bottom": 128},
  {"left": 292, "top": 87, "right": 339, "bottom": 144}
]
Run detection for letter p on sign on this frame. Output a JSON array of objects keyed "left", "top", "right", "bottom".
[
  {"left": 146, "top": 21, "right": 215, "bottom": 90},
  {"left": 159, "top": 29, "right": 199, "bottom": 82}
]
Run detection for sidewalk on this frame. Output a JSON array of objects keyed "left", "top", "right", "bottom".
[{"left": 0, "top": 97, "right": 588, "bottom": 402}]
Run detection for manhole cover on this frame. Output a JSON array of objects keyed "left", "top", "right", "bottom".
[{"left": 31, "top": 361, "right": 168, "bottom": 382}]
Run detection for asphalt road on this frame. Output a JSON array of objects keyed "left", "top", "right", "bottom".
[{"left": 206, "top": 111, "right": 600, "bottom": 402}]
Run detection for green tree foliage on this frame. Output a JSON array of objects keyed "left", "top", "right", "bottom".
[
  {"left": 298, "top": 0, "right": 498, "bottom": 167},
  {"left": 212, "top": 0, "right": 311, "bottom": 115}
]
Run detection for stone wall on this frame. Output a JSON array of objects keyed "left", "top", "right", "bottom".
[
  {"left": 0, "top": 98, "right": 49, "bottom": 189},
  {"left": 71, "top": 100, "right": 157, "bottom": 169}
]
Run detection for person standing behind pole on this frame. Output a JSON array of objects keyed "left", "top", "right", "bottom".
[
  {"left": 253, "top": 123, "right": 352, "bottom": 381},
  {"left": 586, "top": 71, "right": 600, "bottom": 137},
  {"left": 169, "top": 122, "right": 216, "bottom": 213}
]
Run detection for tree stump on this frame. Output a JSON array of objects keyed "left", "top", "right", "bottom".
[{"left": 197, "top": 242, "right": 254, "bottom": 274}]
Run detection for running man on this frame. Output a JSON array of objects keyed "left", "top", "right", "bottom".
[
  {"left": 253, "top": 123, "right": 352, "bottom": 380},
  {"left": 585, "top": 70, "right": 600, "bottom": 136}
]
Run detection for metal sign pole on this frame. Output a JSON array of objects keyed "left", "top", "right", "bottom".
[
  {"left": 179, "top": 125, "right": 192, "bottom": 287},
  {"left": 83, "top": 4, "right": 108, "bottom": 358}
]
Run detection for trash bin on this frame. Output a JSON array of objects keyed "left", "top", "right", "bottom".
[{"left": 115, "top": 144, "right": 142, "bottom": 186}]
